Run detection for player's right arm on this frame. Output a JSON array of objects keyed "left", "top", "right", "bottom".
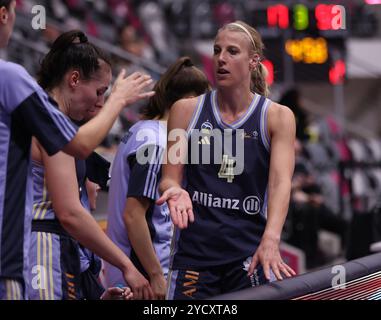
[
  {"left": 63, "top": 70, "right": 154, "bottom": 158},
  {"left": 124, "top": 196, "right": 167, "bottom": 300},
  {"left": 157, "top": 97, "right": 198, "bottom": 229},
  {"left": 1, "top": 63, "right": 154, "bottom": 159},
  {"left": 33, "top": 139, "right": 153, "bottom": 299}
]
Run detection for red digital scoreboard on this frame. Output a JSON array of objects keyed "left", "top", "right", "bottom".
[{"left": 250, "top": 3, "right": 347, "bottom": 84}]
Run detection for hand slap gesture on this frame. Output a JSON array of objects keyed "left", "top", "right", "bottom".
[{"left": 110, "top": 69, "right": 155, "bottom": 107}]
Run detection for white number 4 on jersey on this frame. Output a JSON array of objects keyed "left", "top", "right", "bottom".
[{"left": 218, "top": 154, "right": 235, "bottom": 183}]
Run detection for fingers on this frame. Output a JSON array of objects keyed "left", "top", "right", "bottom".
[
  {"left": 269, "top": 261, "right": 296, "bottom": 281},
  {"left": 156, "top": 188, "right": 176, "bottom": 206},
  {"left": 138, "top": 90, "right": 155, "bottom": 99},
  {"left": 117, "top": 69, "right": 154, "bottom": 92},
  {"left": 248, "top": 254, "right": 259, "bottom": 276},
  {"left": 263, "top": 261, "right": 271, "bottom": 281},
  {"left": 269, "top": 260, "right": 297, "bottom": 281},
  {"left": 174, "top": 207, "right": 184, "bottom": 229},
  {"left": 158, "top": 292, "right": 166, "bottom": 300},
  {"left": 156, "top": 194, "right": 168, "bottom": 206},
  {"left": 271, "top": 264, "right": 283, "bottom": 281},
  {"left": 143, "top": 285, "right": 154, "bottom": 300},
  {"left": 157, "top": 188, "right": 177, "bottom": 203},
  {"left": 179, "top": 207, "right": 188, "bottom": 229},
  {"left": 131, "top": 283, "right": 154, "bottom": 300},
  {"left": 115, "top": 68, "right": 126, "bottom": 82},
  {"left": 168, "top": 203, "right": 179, "bottom": 227},
  {"left": 133, "top": 287, "right": 142, "bottom": 300},
  {"left": 123, "top": 290, "right": 133, "bottom": 300},
  {"left": 138, "top": 76, "right": 153, "bottom": 86},
  {"left": 187, "top": 208, "right": 195, "bottom": 223},
  {"left": 127, "top": 71, "right": 147, "bottom": 81},
  {"left": 279, "top": 261, "right": 296, "bottom": 278},
  {"left": 157, "top": 188, "right": 193, "bottom": 229},
  {"left": 175, "top": 206, "right": 193, "bottom": 229},
  {"left": 126, "top": 72, "right": 152, "bottom": 87},
  {"left": 136, "top": 77, "right": 153, "bottom": 91},
  {"left": 136, "top": 77, "right": 154, "bottom": 99},
  {"left": 108, "top": 287, "right": 124, "bottom": 296},
  {"left": 121, "top": 287, "right": 133, "bottom": 300}
]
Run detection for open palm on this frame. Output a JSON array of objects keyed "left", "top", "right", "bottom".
[{"left": 157, "top": 186, "right": 194, "bottom": 229}]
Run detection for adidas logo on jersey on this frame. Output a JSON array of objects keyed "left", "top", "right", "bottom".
[{"left": 198, "top": 136, "right": 211, "bottom": 145}]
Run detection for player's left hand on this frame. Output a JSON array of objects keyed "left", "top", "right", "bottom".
[
  {"left": 248, "top": 235, "right": 296, "bottom": 281},
  {"left": 156, "top": 186, "right": 194, "bottom": 229}
]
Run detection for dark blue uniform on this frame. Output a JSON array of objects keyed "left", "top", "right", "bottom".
[{"left": 168, "top": 90, "right": 272, "bottom": 299}]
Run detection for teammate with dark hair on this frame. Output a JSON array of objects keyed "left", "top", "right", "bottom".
[
  {"left": 0, "top": 0, "right": 154, "bottom": 299},
  {"left": 28, "top": 30, "right": 153, "bottom": 300}
]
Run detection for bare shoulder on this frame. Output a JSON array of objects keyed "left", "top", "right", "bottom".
[
  {"left": 267, "top": 101, "right": 296, "bottom": 130},
  {"left": 168, "top": 96, "right": 200, "bottom": 130},
  {"left": 31, "top": 137, "right": 43, "bottom": 163}
]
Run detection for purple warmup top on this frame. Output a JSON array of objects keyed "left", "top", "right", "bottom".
[{"left": 0, "top": 60, "right": 77, "bottom": 290}]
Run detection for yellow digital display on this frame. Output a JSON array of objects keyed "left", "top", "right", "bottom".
[{"left": 285, "top": 37, "right": 328, "bottom": 64}]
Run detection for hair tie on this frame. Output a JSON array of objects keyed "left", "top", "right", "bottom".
[
  {"left": 228, "top": 22, "right": 256, "bottom": 50},
  {"left": 72, "top": 33, "right": 88, "bottom": 44},
  {"left": 183, "top": 58, "right": 194, "bottom": 67}
]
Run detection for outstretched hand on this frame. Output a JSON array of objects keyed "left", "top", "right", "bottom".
[{"left": 156, "top": 186, "right": 194, "bottom": 229}]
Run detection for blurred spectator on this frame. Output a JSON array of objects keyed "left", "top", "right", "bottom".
[
  {"left": 119, "top": 24, "right": 154, "bottom": 61},
  {"left": 279, "top": 88, "right": 310, "bottom": 142},
  {"left": 213, "top": 2, "right": 236, "bottom": 28},
  {"left": 283, "top": 139, "right": 349, "bottom": 269},
  {"left": 42, "top": 23, "right": 61, "bottom": 46},
  {"left": 137, "top": 1, "right": 178, "bottom": 66},
  {"left": 115, "top": 24, "right": 155, "bottom": 131}
]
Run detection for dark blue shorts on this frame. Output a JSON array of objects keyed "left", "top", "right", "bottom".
[{"left": 167, "top": 259, "right": 267, "bottom": 300}]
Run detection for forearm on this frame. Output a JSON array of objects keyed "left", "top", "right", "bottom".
[
  {"left": 64, "top": 97, "right": 123, "bottom": 158},
  {"left": 125, "top": 211, "right": 163, "bottom": 278},
  {"left": 59, "top": 207, "right": 133, "bottom": 273},
  {"left": 263, "top": 179, "right": 292, "bottom": 241},
  {"left": 159, "top": 162, "right": 185, "bottom": 194}
]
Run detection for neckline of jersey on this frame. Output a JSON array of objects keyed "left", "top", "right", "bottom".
[{"left": 211, "top": 90, "right": 260, "bottom": 129}]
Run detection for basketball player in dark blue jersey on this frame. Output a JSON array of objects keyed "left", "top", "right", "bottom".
[
  {"left": 0, "top": 0, "right": 154, "bottom": 299},
  {"left": 158, "top": 21, "right": 296, "bottom": 299}
]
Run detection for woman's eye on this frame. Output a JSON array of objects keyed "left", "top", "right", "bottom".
[{"left": 97, "top": 89, "right": 105, "bottom": 97}]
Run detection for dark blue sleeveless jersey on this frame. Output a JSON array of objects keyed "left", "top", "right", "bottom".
[{"left": 172, "top": 90, "right": 272, "bottom": 268}]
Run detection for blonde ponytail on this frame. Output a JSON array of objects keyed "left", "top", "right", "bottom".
[{"left": 251, "top": 62, "right": 269, "bottom": 97}]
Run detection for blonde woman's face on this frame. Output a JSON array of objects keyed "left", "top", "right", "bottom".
[{"left": 213, "top": 29, "right": 253, "bottom": 89}]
